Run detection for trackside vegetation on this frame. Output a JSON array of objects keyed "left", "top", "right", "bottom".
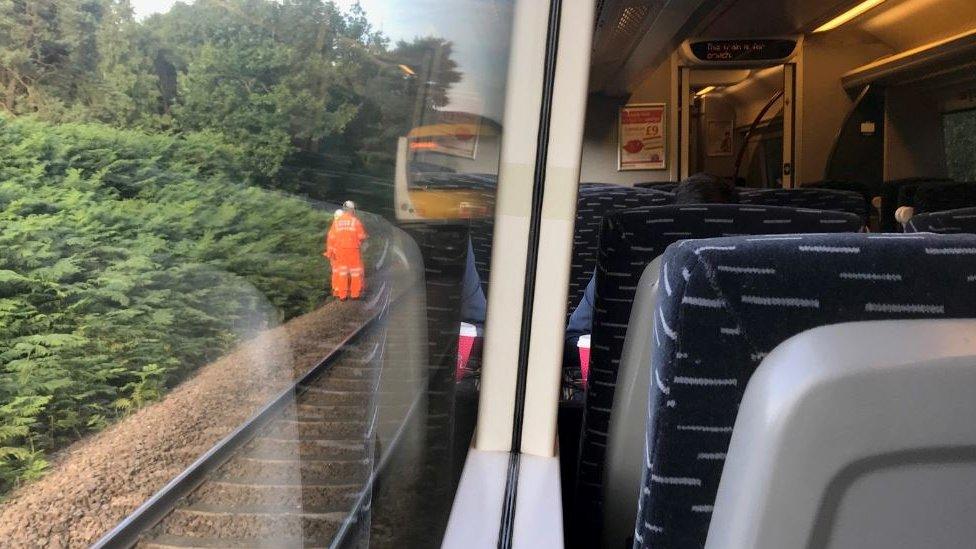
[
  {"left": 0, "top": 0, "right": 460, "bottom": 497},
  {"left": 0, "top": 116, "right": 333, "bottom": 494}
]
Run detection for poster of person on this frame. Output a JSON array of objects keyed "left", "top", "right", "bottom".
[
  {"left": 707, "top": 120, "right": 734, "bottom": 157},
  {"left": 618, "top": 103, "right": 667, "bottom": 170}
]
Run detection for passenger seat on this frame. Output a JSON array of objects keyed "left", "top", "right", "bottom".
[
  {"left": 738, "top": 187, "right": 869, "bottom": 223},
  {"left": 574, "top": 204, "right": 863, "bottom": 548},
  {"left": 907, "top": 206, "right": 976, "bottom": 234},
  {"left": 633, "top": 232, "right": 976, "bottom": 548},
  {"left": 569, "top": 184, "right": 673, "bottom": 318},
  {"left": 909, "top": 181, "right": 976, "bottom": 219},
  {"left": 879, "top": 177, "right": 952, "bottom": 232}
]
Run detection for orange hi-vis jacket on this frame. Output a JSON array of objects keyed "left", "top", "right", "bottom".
[
  {"left": 326, "top": 211, "right": 368, "bottom": 299},
  {"left": 326, "top": 211, "right": 368, "bottom": 255}
]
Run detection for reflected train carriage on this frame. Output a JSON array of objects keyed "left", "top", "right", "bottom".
[
  {"left": 9, "top": 0, "right": 976, "bottom": 548},
  {"left": 395, "top": 113, "right": 501, "bottom": 222}
]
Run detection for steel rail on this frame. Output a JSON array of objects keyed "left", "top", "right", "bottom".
[
  {"left": 92, "top": 281, "right": 410, "bottom": 549},
  {"left": 327, "top": 387, "right": 426, "bottom": 549}
]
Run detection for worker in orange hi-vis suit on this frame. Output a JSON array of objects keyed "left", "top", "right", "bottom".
[{"left": 325, "top": 201, "right": 368, "bottom": 300}]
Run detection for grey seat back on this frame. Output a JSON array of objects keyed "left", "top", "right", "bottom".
[
  {"left": 635, "top": 232, "right": 976, "bottom": 548},
  {"left": 706, "top": 319, "right": 976, "bottom": 549}
]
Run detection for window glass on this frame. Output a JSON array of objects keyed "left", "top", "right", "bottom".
[
  {"left": 0, "top": 0, "right": 514, "bottom": 545},
  {"left": 944, "top": 109, "right": 976, "bottom": 181}
]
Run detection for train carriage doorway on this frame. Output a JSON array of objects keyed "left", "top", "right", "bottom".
[{"left": 677, "top": 39, "right": 799, "bottom": 188}]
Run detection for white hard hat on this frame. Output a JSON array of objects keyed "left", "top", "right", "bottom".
[
  {"left": 334, "top": 209, "right": 344, "bottom": 217},
  {"left": 343, "top": 200, "right": 356, "bottom": 210}
]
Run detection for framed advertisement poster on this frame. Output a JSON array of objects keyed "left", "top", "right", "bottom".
[
  {"left": 706, "top": 119, "right": 734, "bottom": 157},
  {"left": 618, "top": 103, "right": 667, "bottom": 170}
]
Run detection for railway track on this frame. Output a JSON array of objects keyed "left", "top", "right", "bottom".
[{"left": 93, "top": 254, "right": 426, "bottom": 548}]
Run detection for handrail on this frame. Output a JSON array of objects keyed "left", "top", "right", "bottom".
[{"left": 732, "top": 90, "right": 784, "bottom": 185}]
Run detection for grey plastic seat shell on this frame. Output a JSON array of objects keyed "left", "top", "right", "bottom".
[
  {"left": 705, "top": 319, "right": 976, "bottom": 549},
  {"left": 601, "top": 257, "right": 662, "bottom": 549}
]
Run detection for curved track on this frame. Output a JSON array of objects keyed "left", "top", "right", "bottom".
[{"left": 94, "top": 243, "right": 425, "bottom": 549}]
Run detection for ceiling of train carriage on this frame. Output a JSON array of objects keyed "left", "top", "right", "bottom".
[
  {"left": 693, "top": 0, "right": 853, "bottom": 38},
  {"left": 591, "top": 0, "right": 976, "bottom": 93},
  {"left": 695, "top": 0, "right": 976, "bottom": 44},
  {"left": 854, "top": 0, "right": 976, "bottom": 51}
]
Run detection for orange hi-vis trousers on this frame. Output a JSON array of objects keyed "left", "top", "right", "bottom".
[{"left": 331, "top": 248, "right": 364, "bottom": 299}]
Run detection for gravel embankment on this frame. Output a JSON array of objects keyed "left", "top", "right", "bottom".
[{"left": 0, "top": 298, "right": 370, "bottom": 548}]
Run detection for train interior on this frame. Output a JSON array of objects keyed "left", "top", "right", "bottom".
[{"left": 442, "top": 0, "right": 976, "bottom": 547}]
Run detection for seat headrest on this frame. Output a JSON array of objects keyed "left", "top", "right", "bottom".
[
  {"left": 907, "top": 206, "right": 976, "bottom": 234},
  {"left": 738, "top": 188, "right": 868, "bottom": 220},
  {"left": 913, "top": 182, "right": 976, "bottom": 215}
]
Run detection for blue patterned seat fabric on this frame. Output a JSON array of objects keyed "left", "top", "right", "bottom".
[
  {"left": 574, "top": 205, "right": 862, "bottom": 544},
  {"left": 468, "top": 219, "right": 494, "bottom": 296},
  {"left": 634, "top": 232, "right": 976, "bottom": 548},
  {"left": 879, "top": 178, "right": 953, "bottom": 232},
  {"left": 466, "top": 183, "right": 673, "bottom": 311},
  {"left": 907, "top": 206, "right": 976, "bottom": 234},
  {"left": 635, "top": 181, "right": 680, "bottom": 193},
  {"left": 738, "top": 187, "right": 868, "bottom": 221},
  {"left": 567, "top": 184, "right": 673, "bottom": 318},
  {"left": 802, "top": 179, "right": 879, "bottom": 206}
]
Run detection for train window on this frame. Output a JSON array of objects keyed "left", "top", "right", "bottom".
[
  {"left": 944, "top": 109, "right": 976, "bottom": 181},
  {"left": 0, "top": 0, "right": 515, "bottom": 546}
]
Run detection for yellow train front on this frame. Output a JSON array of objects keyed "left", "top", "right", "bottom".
[{"left": 394, "top": 114, "right": 501, "bottom": 223}]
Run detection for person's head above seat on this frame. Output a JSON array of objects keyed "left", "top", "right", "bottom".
[{"left": 673, "top": 172, "right": 739, "bottom": 204}]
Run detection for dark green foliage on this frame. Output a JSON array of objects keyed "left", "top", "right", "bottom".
[
  {"left": 0, "top": 116, "right": 333, "bottom": 493},
  {"left": 0, "top": 0, "right": 461, "bottom": 203}
]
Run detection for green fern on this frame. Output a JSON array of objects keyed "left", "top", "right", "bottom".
[{"left": 0, "top": 116, "right": 336, "bottom": 493}]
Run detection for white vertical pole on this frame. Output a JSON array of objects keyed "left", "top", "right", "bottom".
[
  {"left": 680, "top": 66, "right": 691, "bottom": 180},
  {"left": 783, "top": 63, "right": 796, "bottom": 188},
  {"left": 519, "top": 0, "right": 598, "bottom": 458},
  {"left": 475, "top": 0, "right": 552, "bottom": 453}
]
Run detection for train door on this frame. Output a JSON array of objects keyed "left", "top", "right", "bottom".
[{"left": 677, "top": 40, "right": 799, "bottom": 188}]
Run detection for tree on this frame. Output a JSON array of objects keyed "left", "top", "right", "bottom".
[
  {"left": 88, "top": 0, "right": 165, "bottom": 129},
  {"left": 0, "top": 0, "right": 107, "bottom": 118}
]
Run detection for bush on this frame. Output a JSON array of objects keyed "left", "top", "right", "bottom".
[{"left": 0, "top": 116, "right": 333, "bottom": 493}]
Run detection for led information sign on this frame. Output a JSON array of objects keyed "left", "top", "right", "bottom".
[{"left": 690, "top": 39, "right": 797, "bottom": 63}]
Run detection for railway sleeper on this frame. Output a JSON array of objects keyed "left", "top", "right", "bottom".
[
  {"left": 263, "top": 418, "right": 369, "bottom": 440},
  {"left": 152, "top": 504, "right": 347, "bottom": 541},
  {"left": 310, "top": 377, "right": 378, "bottom": 392},
  {"left": 218, "top": 455, "right": 369, "bottom": 484},
  {"left": 243, "top": 437, "right": 367, "bottom": 460},
  {"left": 188, "top": 480, "right": 360, "bottom": 510},
  {"left": 142, "top": 533, "right": 331, "bottom": 548},
  {"left": 296, "top": 386, "right": 372, "bottom": 406},
  {"left": 293, "top": 403, "right": 369, "bottom": 421}
]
